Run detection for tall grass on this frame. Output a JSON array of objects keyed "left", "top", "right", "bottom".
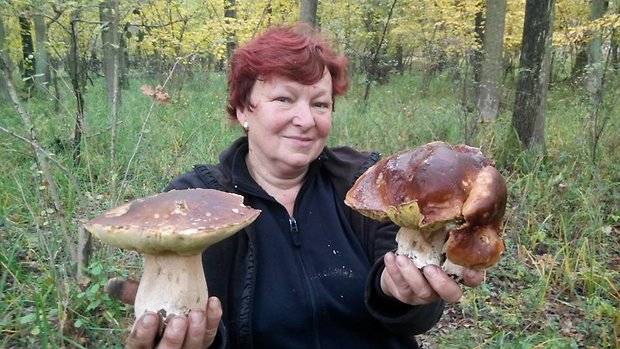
[{"left": 0, "top": 70, "right": 618, "bottom": 348}]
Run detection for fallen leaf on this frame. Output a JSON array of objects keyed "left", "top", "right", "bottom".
[{"left": 141, "top": 84, "right": 170, "bottom": 105}]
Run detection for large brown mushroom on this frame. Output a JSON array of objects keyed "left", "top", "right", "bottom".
[
  {"left": 345, "top": 141, "right": 507, "bottom": 277},
  {"left": 84, "top": 188, "right": 260, "bottom": 321}
]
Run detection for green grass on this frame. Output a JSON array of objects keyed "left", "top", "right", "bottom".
[{"left": 0, "top": 70, "right": 618, "bottom": 348}]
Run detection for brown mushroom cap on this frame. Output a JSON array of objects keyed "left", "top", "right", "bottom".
[
  {"left": 345, "top": 141, "right": 507, "bottom": 269},
  {"left": 85, "top": 189, "right": 261, "bottom": 256}
]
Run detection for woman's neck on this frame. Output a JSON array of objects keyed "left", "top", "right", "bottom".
[{"left": 245, "top": 153, "right": 306, "bottom": 216}]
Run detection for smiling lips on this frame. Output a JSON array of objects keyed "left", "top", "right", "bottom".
[{"left": 286, "top": 135, "right": 314, "bottom": 147}]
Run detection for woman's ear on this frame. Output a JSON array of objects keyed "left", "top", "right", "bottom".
[
  {"left": 236, "top": 108, "right": 249, "bottom": 132},
  {"left": 236, "top": 107, "right": 246, "bottom": 124}
]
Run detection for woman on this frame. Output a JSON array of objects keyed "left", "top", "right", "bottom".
[{"left": 121, "top": 24, "right": 484, "bottom": 348}]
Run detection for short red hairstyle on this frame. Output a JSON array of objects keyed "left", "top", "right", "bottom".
[{"left": 226, "top": 24, "right": 349, "bottom": 121}]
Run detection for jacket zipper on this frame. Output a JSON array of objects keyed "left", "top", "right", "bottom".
[
  {"left": 289, "top": 217, "right": 302, "bottom": 247},
  {"left": 289, "top": 216, "right": 321, "bottom": 348}
]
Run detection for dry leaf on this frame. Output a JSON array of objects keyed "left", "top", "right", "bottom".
[{"left": 141, "top": 84, "right": 171, "bottom": 105}]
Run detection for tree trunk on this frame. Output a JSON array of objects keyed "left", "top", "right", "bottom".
[
  {"left": 300, "top": 0, "right": 318, "bottom": 26},
  {"left": 611, "top": 33, "right": 619, "bottom": 71},
  {"left": 0, "top": 16, "right": 10, "bottom": 101},
  {"left": 68, "top": 8, "right": 91, "bottom": 280},
  {"left": 119, "top": 31, "right": 129, "bottom": 89},
  {"left": 472, "top": 8, "right": 485, "bottom": 86},
  {"left": 100, "top": 0, "right": 121, "bottom": 106},
  {"left": 19, "top": 16, "right": 36, "bottom": 91},
  {"left": 395, "top": 44, "right": 404, "bottom": 74},
  {"left": 511, "top": 0, "right": 555, "bottom": 152},
  {"left": 68, "top": 9, "right": 85, "bottom": 166},
  {"left": 476, "top": 0, "right": 507, "bottom": 122},
  {"left": 363, "top": 0, "right": 397, "bottom": 101},
  {"left": 100, "top": 0, "right": 121, "bottom": 200},
  {"left": 585, "top": 0, "right": 608, "bottom": 163},
  {"left": 50, "top": 58, "right": 61, "bottom": 113},
  {"left": 33, "top": 12, "right": 50, "bottom": 94},
  {"left": 585, "top": 0, "right": 606, "bottom": 105},
  {"left": 572, "top": 45, "right": 588, "bottom": 80},
  {"left": 225, "top": 0, "right": 237, "bottom": 65},
  {"left": 612, "top": 2, "right": 619, "bottom": 71}
]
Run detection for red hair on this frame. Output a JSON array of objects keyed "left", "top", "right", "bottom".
[{"left": 226, "top": 24, "right": 349, "bottom": 120}]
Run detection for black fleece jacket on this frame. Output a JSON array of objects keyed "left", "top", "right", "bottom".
[{"left": 165, "top": 137, "right": 445, "bottom": 348}]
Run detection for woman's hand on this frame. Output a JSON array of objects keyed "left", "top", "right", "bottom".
[
  {"left": 380, "top": 252, "right": 484, "bottom": 305},
  {"left": 107, "top": 278, "right": 222, "bottom": 349},
  {"left": 127, "top": 298, "right": 222, "bottom": 349}
]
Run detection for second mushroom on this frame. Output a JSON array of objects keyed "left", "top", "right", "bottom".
[
  {"left": 345, "top": 141, "right": 507, "bottom": 277},
  {"left": 84, "top": 188, "right": 260, "bottom": 322}
]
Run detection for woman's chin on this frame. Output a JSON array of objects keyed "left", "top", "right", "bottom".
[{"left": 278, "top": 153, "right": 317, "bottom": 170}]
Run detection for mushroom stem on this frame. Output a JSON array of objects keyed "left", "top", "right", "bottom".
[
  {"left": 395, "top": 227, "right": 466, "bottom": 278},
  {"left": 395, "top": 226, "right": 448, "bottom": 269},
  {"left": 134, "top": 253, "right": 208, "bottom": 320}
]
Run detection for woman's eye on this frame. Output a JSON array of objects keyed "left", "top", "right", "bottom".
[
  {"left": 314, "top": 102, "right": 330, "bottom": 109},
  {"left": 275, "top": 97, "right": 289, "bottom": 103}
]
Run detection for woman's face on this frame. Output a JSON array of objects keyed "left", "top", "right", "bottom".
[{"left": 237, "top": 71, "right": 333, "bottom": 177}]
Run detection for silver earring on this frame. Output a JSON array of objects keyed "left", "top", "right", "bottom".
[{"left": 243, "top": 121, "right": 249, "bottom": 132}]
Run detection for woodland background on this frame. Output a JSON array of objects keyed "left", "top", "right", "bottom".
[{"left": 0, "top": 0, "right": 618, "bottom": 348}]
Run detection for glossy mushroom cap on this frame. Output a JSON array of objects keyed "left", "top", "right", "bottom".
[
  {"left": 345, "top": 141, "right": 506, "bottom": 269},
  {"left": 85, "top": 188, "right": 261, "bottom": 256}
]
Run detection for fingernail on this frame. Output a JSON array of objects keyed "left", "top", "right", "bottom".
[
  {"left": 141, "top": 313, "right": 157, "bottom": 329},
  {"left": 189, "top": 310, "right": 205, "bottom": 324},
  {"left": 383, "top": 253, "right": 393, "bottom": 264},
  {"left": 170, "top": 316, "right": 187, "bottom": 332},
  {"left": 208, "top": 298, "right": 219, "bottom": 311}
]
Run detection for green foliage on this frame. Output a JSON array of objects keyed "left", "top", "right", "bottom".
[
  {"left": 1, "top": 67, "right": 619, "bottom": 347},
  {"left": 0, "top": 1, "right": 617, "bottom": 346}
]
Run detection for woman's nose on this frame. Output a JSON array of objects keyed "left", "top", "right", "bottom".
[{"left": 292, "top": 102, "right": 316, "bottom": 128}]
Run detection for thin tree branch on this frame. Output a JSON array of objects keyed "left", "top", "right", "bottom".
[
  {"left": 116, "top": 55, "right": 187, "bottom": 204},
  {"left": 0, "top": 125, "right": 74, "bottom": 175},
  {"left": 0, "top": 56, "right": 78, "bottom": 264}
]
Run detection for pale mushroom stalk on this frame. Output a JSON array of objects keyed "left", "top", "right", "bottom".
[
  {"left": 135, "top": 254, "right": 208, "bottom": 319},
  {"left": 395, "top": 226, "right": 467, "bottom": 277},
  {"left": 396, "top": 227, "right": 445, "bottom": 267}
]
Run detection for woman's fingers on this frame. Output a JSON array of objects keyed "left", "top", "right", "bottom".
[
  {"left": 394, "top": 255, "right": 435, "bottom": 301},
  {"left": 422, "top": 265, "right": 463, "bottom": 303},
  {"left": 381, "top": 252, "right": 473, "bottom": 305},
  {"left": 183, "top": 310, "right": 206, "bottom": 348},
  {"left": 157, "top": 316, "right": 189, "bottom": 348},
  {"left": 111, "top": 281, "right": 222, "bottom": 349},
  {"left": 183, "top": 297, "right": 223, "bottom": 348},
  {"left": 126, "top": 312, "right": 160, "bottom": 349},
  {"left": 125, "top": 300, "right": 222, "bottom": 349},
  {"left": 381, "top": 252, "right": 438, "bottom": 304},
  {"left": 203, "top": 297, "right": 223, "bottom": 347},
  {"left": 126, "top": 313, "right": 189, "bottom": 349}
]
